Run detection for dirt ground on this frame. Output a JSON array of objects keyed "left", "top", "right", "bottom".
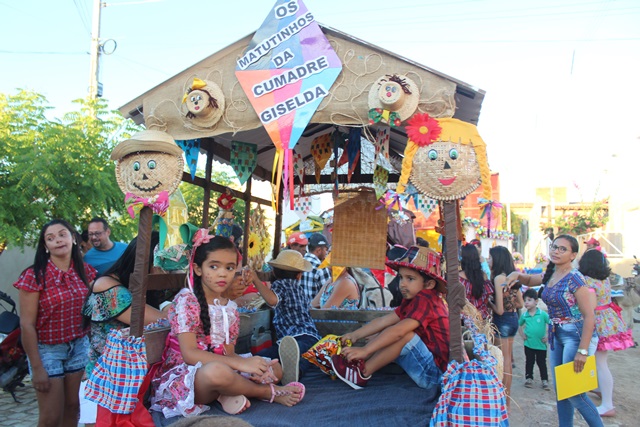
[{"left": 507, "top": 320, "right": 640, "bottom": 426}]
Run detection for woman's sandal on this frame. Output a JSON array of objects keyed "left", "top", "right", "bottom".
[
  {"left": 217, "top": 394, "right": 249, "bottom": 415},
  {"left": 265, "top": 382, "right": 306, "bottom": 403}
]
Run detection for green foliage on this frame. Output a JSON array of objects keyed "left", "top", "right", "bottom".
[
  {"left": 555, "top": 201, "right": 609, "bottom": 235},
  {"left": 180, "top": 165, "right": 246, "bottom": 228},
  {"left": 0, "top": 90, "right": 141, "bottom": 247}
]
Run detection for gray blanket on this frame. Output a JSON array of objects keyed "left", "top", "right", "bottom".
[{"left": 152, "top": 368, "right": 438, "bottom": 426}]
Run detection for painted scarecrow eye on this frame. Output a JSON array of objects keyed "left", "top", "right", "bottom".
[
  {"left": 147, "top": 160, "right": 157, "bottom": 169},
  {"left": 428, "top": 149, "right": 438, "bottom": 160},
  {"left": 385, "top": 85, "right": 392, "bottom": 91},
  {"left": 392, "top": 87, "right": 397, "bottom": 93},
  {"left": 133, "top": 161, "right": 141, "bottom": 171},
  {"left": 190, "top": 96, "right": 196, "bottom": 102},
  {"left": 449, "top": 148, "right": 459, "bottom": 160}
]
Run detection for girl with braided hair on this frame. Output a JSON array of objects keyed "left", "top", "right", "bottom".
[{"left": 150, "top": 233, "right": 304, "bottom": 419}]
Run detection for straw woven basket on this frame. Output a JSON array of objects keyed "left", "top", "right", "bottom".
[{"left": 330, "top": 189, "right": 387, "bottom": 270}]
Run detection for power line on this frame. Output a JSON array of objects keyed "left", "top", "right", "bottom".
[
  {"left": 72, "top": 0, "right": 91, "bottom": 34},
  {"left": 0, "top": 50, "right": 87, "bottom": 55}
]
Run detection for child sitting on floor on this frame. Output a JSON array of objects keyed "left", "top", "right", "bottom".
[
  {"left": 150, "top": 232, "right": 304, "bottom": 418},
  {"left": 332, "top": 246, "right": 449, "bottom": 400},
  {"left": 244, "top": 250, "right": 322, "bottom": 385}
]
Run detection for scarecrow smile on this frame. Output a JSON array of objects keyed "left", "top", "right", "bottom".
[
  {"left": 438, "top": 177, "right": 456, "bottom": 186},
  {"left": 133, "top": 181, "right": 162, "bottom": 192}
]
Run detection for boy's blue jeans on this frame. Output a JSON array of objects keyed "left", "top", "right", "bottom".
[{"left": 550, "top": 322, "right": 602, "bottom": 427}]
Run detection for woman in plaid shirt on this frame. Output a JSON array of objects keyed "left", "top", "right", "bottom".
[{"left": 14, "top": 219, "right": 96, "bottom": 427}]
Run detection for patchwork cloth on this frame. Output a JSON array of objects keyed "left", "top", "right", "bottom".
[
  {"left": 85, "top": 328, "right": 147, "bottom": 414},
  {"left": 430, "top": 317, "right": 509, "bottom": 427}
]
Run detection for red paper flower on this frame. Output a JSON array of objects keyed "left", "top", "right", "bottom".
[
  {"left": 405, "top": 113, "right": 442, "bottom": 147},
  {"left": 217, "top": 193, "right": 236, "bottom": 210}
]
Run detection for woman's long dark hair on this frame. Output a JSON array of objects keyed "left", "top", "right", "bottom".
[
  {"left": 578, "top": 248, "right": 610, "bottom": 281},
  {"left": 541, "top": 234, "right": 579, "bottom": 285},
  {"left": 98, "top": 231, "right": 160, "bottom": 288},
  {"left": 489, "top": 246, "right": 515, "bottom": 281},
  {"left": 460, "top": 244, "right": 486, "bottom": 299},
  {"left": 33, "top": 219, "right": 90, "bottom": 290},
  {"left": 191, "top": 236, "right": 236, "bottom": 336}
]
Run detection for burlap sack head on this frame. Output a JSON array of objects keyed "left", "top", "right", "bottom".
[
  {"left": 368, "top": 74, "right": 420, "bottom": 121},
  {"left": 111, "top": 129, "right": 184, "bottom": 197},
  {"left": 181, "top": 78, "right": 225, "bottom": 128}
]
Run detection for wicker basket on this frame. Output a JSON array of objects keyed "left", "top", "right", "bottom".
[{"left": 330, "top": 189, "right": 387, "bottom": 270}]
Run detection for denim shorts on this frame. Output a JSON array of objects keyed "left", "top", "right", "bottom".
[
  {"left": 395, "top": 333, "right": 442, "bottom": 395},
  {"left": 492, "top": 311, "right": 519, "bottom": 338},
  {"left": 29, "top": 335, "right": 89, "bottom": 378}
]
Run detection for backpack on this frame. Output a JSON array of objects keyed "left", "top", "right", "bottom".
[{"left": 350, "top": 267, "right": 394, "bottom": 309}]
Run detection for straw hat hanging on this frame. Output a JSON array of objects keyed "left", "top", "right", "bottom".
[
  {"left": 181, "top": 77, "right": 226, "bottom": 129},
  {"left": 368, "top": 74, "right": 420, "bottom": 126}
]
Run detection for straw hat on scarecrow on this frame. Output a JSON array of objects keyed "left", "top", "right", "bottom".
[
  {"left": 368, "top": 74, "right": 420, "bottom": 126},
  {"left": 181, "top": 77, "right": 225, "bottom": 128}
]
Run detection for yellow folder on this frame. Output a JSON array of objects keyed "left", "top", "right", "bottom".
[{"left": 554, "top": 355, "right": 598, "bottom": 401}]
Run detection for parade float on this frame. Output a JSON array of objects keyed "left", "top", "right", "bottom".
[{"left": 111, "top": 0, "right": 498, "bottom": 425}]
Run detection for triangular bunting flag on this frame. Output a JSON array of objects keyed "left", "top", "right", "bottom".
[
  {"left": 175, "top": 139, "right": 201, "bottom": 180},
  {"left": 230, "top": 141, "right": 258, "bottom": 185},
  {"left": 373, "top": 164, "right": 389, "bottom": 200}
]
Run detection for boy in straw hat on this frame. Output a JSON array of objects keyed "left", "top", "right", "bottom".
[
  {"left": 243, "top": 250, "right": 321, "bottom": 385},
  {"left": 332, "top": 246, "right": 449, "bottom": 397}
]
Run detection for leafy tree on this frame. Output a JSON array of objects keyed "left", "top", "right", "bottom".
[{"left": 0, "top": 90, "right": 141, "bottom": 247}]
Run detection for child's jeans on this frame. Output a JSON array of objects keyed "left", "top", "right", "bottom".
[
  {"left": 395, "top": 333, "right": 441, "bottom": 401},
  {"left": 524, "top": 345, "right": 548, "bottom": 381}
]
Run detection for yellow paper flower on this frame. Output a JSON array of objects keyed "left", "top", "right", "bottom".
[{"left": 247, "top": 232, "right": 261, "bottom": 258}]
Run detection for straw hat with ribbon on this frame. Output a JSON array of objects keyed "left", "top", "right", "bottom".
[
  {"left": 268, "top": 250, "right": 312, "bottom": 272},
  {"left": 368, "top": 74, "right": 420, "bottom": 126},
  {"left": 386, "top": 246, "right": 447, "bottom": 294},
  {"left": 181, "top": 77, "right": 225, "bottom": 128},
  {"left": 111, "top": 129, "right": 184, "bottom": 218}
]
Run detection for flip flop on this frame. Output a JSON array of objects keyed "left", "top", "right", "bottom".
[
  {"left": 285, "top": 381, "right": 306, "bottom": 401},
  {"left": 217, "top": 394, "right": 248, "bottom": 415}
]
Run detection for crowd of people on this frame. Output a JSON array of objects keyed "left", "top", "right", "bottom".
[{"left": 11, "top": 216, "right": 635, "bottom": 426}]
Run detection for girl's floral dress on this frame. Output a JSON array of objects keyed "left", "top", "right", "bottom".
[
  {"left": 150, "top": 288, "right": 239, "bottom": 418},
  {"left": 585, "top": 276, "right": 634, "bottom": 351}
]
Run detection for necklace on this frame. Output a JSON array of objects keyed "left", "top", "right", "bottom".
[{"left": 549, "top": 267, "right": 572, "bottom": 287}]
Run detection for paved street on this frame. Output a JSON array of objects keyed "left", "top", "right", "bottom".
[{"left": 0, "top": 377, "right": 39, "bottom": 427}]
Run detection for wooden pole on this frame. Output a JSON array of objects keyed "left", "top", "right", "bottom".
[
  {"left": 242, "top": 177, "right": 252, "bottom": 265},
  {"left": 202, "top": 139, "right": 214, "bottom": 228},
  {"left": 129, "top": 206, "right": 152, "bottom": 337},
  {"left": 273, "top": 185, "right": 284, "bottom": 259},
  {"left": 444, "top": 200, "right": 465, "bottom": 363}
]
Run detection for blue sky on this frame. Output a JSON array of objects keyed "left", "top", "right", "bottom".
[{"left": 2, "top": 0, "right": 639, "bottom": 202}]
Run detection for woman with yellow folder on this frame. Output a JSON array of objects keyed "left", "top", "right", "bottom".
[{"left": 507, "top": 235, "right": 602, "bottom": 427}]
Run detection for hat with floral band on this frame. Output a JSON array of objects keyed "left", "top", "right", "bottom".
[
  {"left": 386, "top": 246, "right": 447, "bottom": 293},
  {"left": 268, "top": 249, "right": 312, "bottom": 272}
]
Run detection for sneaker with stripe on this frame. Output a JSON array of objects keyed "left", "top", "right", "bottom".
[{"left": 330, "top": 355, "right": 371, "bottom": 390}]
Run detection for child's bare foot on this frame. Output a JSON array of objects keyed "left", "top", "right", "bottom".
[{"left": 265, "top": 382, "right": 305, "bottom": 407}]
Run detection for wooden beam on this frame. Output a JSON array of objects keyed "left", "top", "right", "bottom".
[
  {"left": 182, "top": 172, "right": 271, "bottom": 206},
  {"left": 146, "top": 273, "right": 186, "bottom": 291},
  {"left": 202, "top": 144, "right": 214, "bottom": 228},
  {"left": 444, "top": 200, "right": 464, "bottom": 363},
  {"left": 129, "top": 207, "right": 152, "bottom": 337}
]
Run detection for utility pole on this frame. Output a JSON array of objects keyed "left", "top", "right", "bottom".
[{"left": 88, "top": 0, "right": 103, "bottom": 99}]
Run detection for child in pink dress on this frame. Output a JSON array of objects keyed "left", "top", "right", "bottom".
[
  {"left": 580, "top": 249, "right": 634, "bottom": 417},
  {"left": 150, "top": 232, "right": 305, "bottom": 418}
]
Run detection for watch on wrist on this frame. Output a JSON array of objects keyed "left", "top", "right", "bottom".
[{"left": 577, "top": 348, "right": 588, "bottom": 356}]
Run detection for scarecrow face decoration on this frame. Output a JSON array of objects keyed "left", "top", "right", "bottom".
[
  {"left": 397, "top": 116, "right": 491, "bottom": 201},
  {"left": 411, "top": 141, "right": 480, "bottom": 200},
  {"left": 368, "top": 74, "right": 420, "bottom": 127},
  {"left": 117, "top": 152, "right": 183, "bottom": 197},
  {"left": 182, "top": 77, "right": 225, "bottom": 128},
  {"left": 111, "top": 130, "right": 185, "bottom": 199}
]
